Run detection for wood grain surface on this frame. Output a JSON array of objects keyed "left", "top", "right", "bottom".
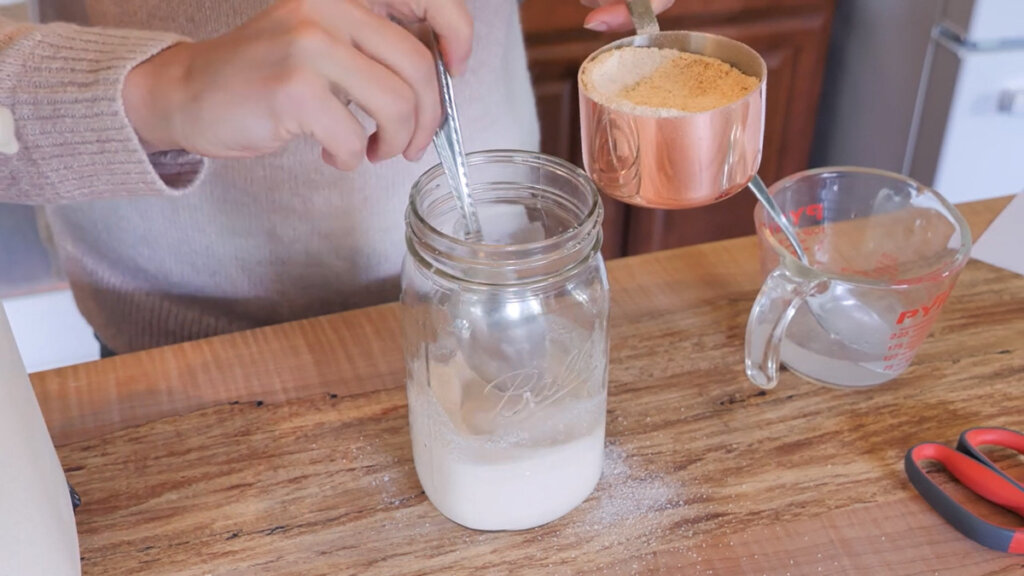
[{"left": 36, "top": 197, "right": 1024, "bottom": 575}]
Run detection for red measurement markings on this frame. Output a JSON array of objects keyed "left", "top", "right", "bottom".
[
  {"left": 882, "top": 288, "right": 954, "bottom": 373},
  {"left": 767, "top": 203, "right": 825, "bottom": 234},
  {"left": 770, "top": 205, "right": 827, "bottom": 259},
  {"left": 896, "top": 288, "right": 952, "bottom": 325},
  {"left": 791, "top": 203, "right": 824, "bottom": 222}
]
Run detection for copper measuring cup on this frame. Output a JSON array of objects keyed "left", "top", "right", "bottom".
[{"left": 578, "top": 30, "right": 767, "bottom": 210}]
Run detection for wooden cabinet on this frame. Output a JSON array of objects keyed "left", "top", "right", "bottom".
[{"left": 520, "top": 0, "right": 835, "bottom": 259}]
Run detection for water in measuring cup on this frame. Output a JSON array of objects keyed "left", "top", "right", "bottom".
[
  {"left": 780, "top": 338, "right": 896, "bottom": 388},
  {"left": 780, "top": 292, "right": 898, "bottom": 388}
]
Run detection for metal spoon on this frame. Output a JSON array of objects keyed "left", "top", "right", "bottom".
[
  {"left": 622, "top": 1, "right": 808, "bottom": 261},
  {"left": 748, "top": 174, "right": 809, "bottom": 263},
  {"left": 428, "top": 35, "right": 549, "bottom": 386},
  {"left": 746, "top": 178, "right": 888, "bottom": 359},
  {"left": 429, "top": 32, "right": 482, "bottom": 241},
  {"left": 626, "top": 0, "right": 660, "bottom": 35},
  {"left": 621, "top": 1, "right": 889, "bottom": 358}
]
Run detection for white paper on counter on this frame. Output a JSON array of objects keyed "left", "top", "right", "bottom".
[
  {"left": 0, "top": 306, "right": 81, "bottom": 576},
  {"left": 971, "top": 192, "right": 1024, "bottom": 277}
]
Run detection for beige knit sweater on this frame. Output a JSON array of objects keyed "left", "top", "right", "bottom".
[{"left": 0, "top": 0, "right": 540, "bottom": 354}]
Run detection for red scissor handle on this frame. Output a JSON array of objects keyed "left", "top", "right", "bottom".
[
  {"left": 959, "top": 427, "right": 1024, "bottom": 492},
  {"left": 962, "top": 428, "right": 1024, "bottom": 453},
  {"left": 912, "top": 443, "right": 1024, "bottom": 516},
  {"left": 906, "top": 439, "right": 1024, "bottom": 554}
]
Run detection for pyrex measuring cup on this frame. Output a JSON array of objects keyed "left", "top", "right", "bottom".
[{"left": 745, "top": 167, "right": 972, "bottom": 390}]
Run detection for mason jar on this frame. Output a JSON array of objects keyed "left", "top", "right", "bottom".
[{"left": 401, "top": 150, "right": 610, "bottom": 531}]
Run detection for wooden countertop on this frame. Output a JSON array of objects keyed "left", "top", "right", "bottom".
[{"left": 34, "top": 197, "right": 1023, "bottom": 575}]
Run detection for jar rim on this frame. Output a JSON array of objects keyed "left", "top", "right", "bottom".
[
  {"left": 405, "top": 150, "right": 605, "bottom": 287},
  {"left": 408, "top": 150, "right": 602, "bottom": 252}
]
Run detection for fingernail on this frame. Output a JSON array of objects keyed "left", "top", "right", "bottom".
[
  {"left": 584, "top": 19, "right": 609, "bottom": 32},
  {"left": 449, "top": 59, "right": 468, "bottom": 77},
  {"left": 404, "top": 148, "right": 425, "bottom": 163}
]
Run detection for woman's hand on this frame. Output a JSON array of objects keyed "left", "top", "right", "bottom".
[
  {"left": 580, "top": 0, "right": 675, "bottom": 32},
  {"left": 124, "top": 0, "right": 472, "bottom": 170}
]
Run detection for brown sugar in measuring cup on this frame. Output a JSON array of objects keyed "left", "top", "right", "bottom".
[
  {"left": 578, "top": 31, "right": 766, "bottom": 210},
  {"left": 614, "top": 49, "right": 759, "bottom": 113}
]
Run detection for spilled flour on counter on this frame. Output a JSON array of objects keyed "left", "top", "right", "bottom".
[
  {"left": 580, "top": 46, "right": 759, "bottom": 115},
  {"left": 376, "top": 437, "right": 715, "bottom": 575},
  {"left": 587, "top": 443, "right": 681, "bottom": 527},
  {"left": 549, "top": 441, "right": 696, "bottom": 574}
]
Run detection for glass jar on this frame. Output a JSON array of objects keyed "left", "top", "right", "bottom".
[{"left": 401, "top": 151, "right": 610, "bottom": 531}]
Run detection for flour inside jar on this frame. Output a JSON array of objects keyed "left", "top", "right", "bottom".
[{"left": 407, "top": 318, "right": 607, "bottom": 531}]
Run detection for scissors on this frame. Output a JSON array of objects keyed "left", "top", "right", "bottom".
[{"left": 904, "top": 427, "right": 1024, "bottom": 554}]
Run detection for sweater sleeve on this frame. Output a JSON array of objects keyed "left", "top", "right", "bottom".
[{"left": 0, "top": 18, "right": 209, "bottom": 205}]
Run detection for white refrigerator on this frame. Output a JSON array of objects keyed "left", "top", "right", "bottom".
[{"left": 813, "top": 0, "right": 1024, "bottom": 205}]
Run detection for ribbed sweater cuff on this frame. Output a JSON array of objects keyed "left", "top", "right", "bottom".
[{"left": 0, "top": 23, "right": 208, "bottom": 204}]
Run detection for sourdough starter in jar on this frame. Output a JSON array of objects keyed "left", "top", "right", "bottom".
[{"left": 402, "top": 151, "right": 610, "bottom": 531}]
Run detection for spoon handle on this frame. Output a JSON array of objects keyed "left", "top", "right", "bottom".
[
  {"left": 626, "top": 0, "right": 661, "bottom": 35},
  {"left": 429, "top": 32, "right": 482, "bottom": 240},
  {"left": 748, "top": 174, "right": 809, "bottom": 263}
]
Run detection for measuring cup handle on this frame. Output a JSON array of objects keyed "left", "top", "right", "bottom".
[{"left": 744, "top": 268, "right": 824, "bottom": 389}]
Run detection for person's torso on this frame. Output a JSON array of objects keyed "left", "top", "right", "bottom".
[{"left": 37, "top": 0, "right": 540, "bottom": 350}]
